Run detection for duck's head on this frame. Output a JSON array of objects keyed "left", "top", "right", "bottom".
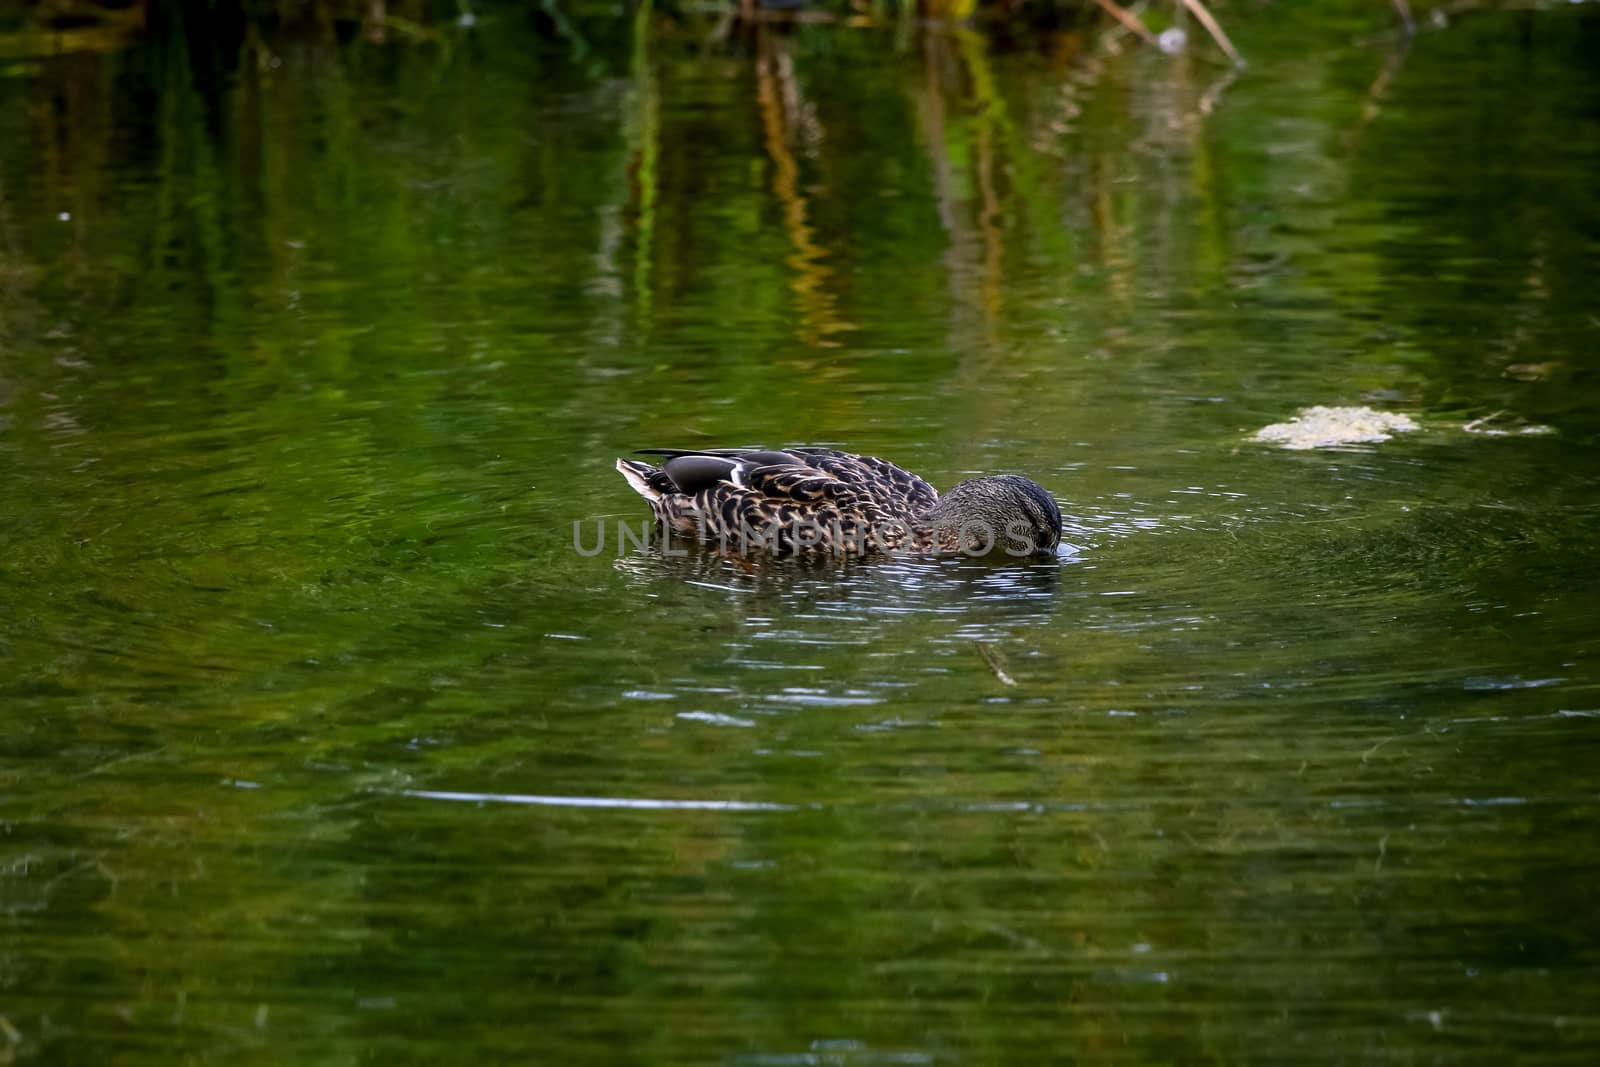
[{"left": 925, "top": 475, "right": 1062, "bottom": 557}]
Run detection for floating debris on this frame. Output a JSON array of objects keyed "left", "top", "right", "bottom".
[
  {"left": 1251, "top": 405, "right": 1419, "bottom": 450},
  {"left": 1502, "top": 362, "right": 1556, "bottom": 381},
  {"left": 1462, "top": 411, "right": 1555, "bottom": 437}
]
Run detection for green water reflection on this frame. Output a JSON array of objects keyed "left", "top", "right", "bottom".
[{"left": 3, "top": 4, "right": 1599, "bottom": 1063}]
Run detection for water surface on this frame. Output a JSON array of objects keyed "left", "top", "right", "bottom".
[{"left": 3, "top": 4, "right": 1599, "bottom": 1063}]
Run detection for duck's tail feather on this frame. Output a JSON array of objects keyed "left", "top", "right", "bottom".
[{"left": 616, "top": 458, "right": 674, "bottom": 502}]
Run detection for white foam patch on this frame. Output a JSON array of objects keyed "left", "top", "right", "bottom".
[{"left": 1252, "top": 405, "right": 1419, "bottom": 449}]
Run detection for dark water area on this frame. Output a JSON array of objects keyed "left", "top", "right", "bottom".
[{"left": 3, "top": 3, "right": 1600, "bottom": 1063}]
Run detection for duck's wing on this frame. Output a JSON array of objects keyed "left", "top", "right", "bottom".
[
  {"left": 785, "top": 447, "right": 939, "bottom": 520},
  {"left": 623, "top": 447, "right": 910, "bottom": 553},
  {"left": 632, "top": 448, "right": 809, "bottom": 494},
  {"left": 632, "top": 446, "right": 936, "bottom": 515}
]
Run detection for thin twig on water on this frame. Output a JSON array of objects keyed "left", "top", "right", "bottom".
[{"left": 976, "top": 642, "right": 1017, "bottom": 686}]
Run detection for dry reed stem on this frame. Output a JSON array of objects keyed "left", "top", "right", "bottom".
[
  {"left": 1092, "top": 0, "right": 1159, "bottom": 47},
  {"left": 1180, "top": 0, "right": 1245, "bottom": 66}
]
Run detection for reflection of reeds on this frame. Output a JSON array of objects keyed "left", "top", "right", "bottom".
[
  {"left": 921, "top": 24, "right": 1069, "bottom": 338},
  {"left": 1351, "top": 41, "right": 1410, "bottom": 146},
  {"left": 627, "top": 0, "right": 660, "bottom": 328},
  {"left": 914, "top": 28, "right": 976, "bottom": 334},
  {"left": 0, "top": 0, "right": 146, "bottom": 58},
  {"left": 755, "top": 35, "right": 851, "bottom": 348},
  {"left": 954, "top": 29, "right": 1007, "bottom": 326}
]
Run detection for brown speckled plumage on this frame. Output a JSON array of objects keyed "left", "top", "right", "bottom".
[{"left": 616, "top": 447, "right": 1061, "bottom": 558}]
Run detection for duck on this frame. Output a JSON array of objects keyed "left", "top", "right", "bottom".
[{"left": 616, "top": 447, "right": 1062, "bottom": 558}]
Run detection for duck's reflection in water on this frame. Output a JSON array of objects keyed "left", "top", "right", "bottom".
[{"left": 613, "top": 540, "right": 1077, "bottom": 652}]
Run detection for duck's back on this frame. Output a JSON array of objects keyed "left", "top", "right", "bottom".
[
  {"left": 784, "top": 448, "right": 939, "bottom": 521},
  {"left": 617, "top": 446, "right": 942, "bottom": 555}
]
